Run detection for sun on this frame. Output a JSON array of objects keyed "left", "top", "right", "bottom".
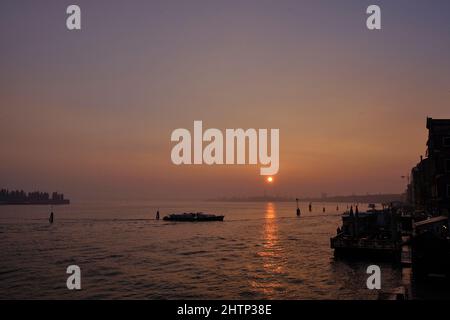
[{"left": 267, "top": 176, "right": 273, "bottom": 183}]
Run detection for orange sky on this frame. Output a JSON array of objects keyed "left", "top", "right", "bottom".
[{"left": 1, "top": 1, "right": 450, "bottom": 200}]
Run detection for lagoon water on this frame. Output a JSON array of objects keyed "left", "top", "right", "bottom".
[{"left": 0, "top": 201, "right": 402, "bottom": 299}]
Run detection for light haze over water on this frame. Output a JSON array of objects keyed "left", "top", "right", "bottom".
[{"left": 0, "top": 201, "right": 406, "bottom": 299}]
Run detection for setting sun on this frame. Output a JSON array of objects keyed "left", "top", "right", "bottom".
[{"left": 267, "top": 176, "right": 273, "bottom": 183}]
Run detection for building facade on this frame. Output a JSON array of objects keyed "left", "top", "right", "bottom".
[{"left": 408, "top": 118, "right": 450, "bottom": 215}]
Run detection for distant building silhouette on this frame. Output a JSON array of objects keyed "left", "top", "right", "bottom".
[{"left": 0, "top": 189, "right": 69, "bottom": 205}]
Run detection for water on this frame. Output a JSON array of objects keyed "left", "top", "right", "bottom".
[{"left": 0, "top": 201, "right": 402, "bottom": 299}]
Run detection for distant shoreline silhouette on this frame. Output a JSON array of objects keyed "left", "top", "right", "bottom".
[
  {"left": 0, "top": 189, "right": 70, "bottom": 205},
  {"left": 208, "top": 193, "right": 404, "bottom": 204}
]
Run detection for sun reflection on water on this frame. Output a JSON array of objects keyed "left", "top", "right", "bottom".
[{"left": 250, "top": 202, "right": 286, "bottom": 297}]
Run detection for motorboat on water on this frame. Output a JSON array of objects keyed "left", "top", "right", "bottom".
[{"left": 163, "top": 212, "right": 224, "bottom": 222}]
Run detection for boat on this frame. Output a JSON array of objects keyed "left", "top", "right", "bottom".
[
  {"left": 330, "top": 205, "right": 402, "bottom": 259},
  {"left": 163, "top": 212, "right": 224, "bottom": 222}
]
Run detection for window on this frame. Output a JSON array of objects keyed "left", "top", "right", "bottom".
[{"left": 444, "top": 137, "right": 450, "bottom": 147}]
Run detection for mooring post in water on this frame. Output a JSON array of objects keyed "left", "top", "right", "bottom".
[
  {"left": 309, "top": 202, "right": 312, "bottom": 212},
  {"left": 156, "top": 209, "right": 160, "bottom": 220},
  {"left": 296, "top": 198, "right": 300, "bottom": 217},
  {"left": 49, "top": 212, "right": 54, "bottom": 224}
]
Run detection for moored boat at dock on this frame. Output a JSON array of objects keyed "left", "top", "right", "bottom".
[{"left": 330, "top": 204, "right": 402, "bottom": 259}]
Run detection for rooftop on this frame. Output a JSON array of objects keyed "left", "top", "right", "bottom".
[{"left": 426, "top": 117, "right": 450, "bottom": 129}]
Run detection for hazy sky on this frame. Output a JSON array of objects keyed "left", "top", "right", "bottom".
[{"left": 1, "top": 0, "right": 450, "bottom": 200}]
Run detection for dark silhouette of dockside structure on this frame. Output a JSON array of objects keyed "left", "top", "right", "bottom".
[
  {"left": 330, "top": 117, "right": 450, "bottom": 298},
  {"left": 332, "top": 119, "right": 450, "bottom": 264},
  {"left": 330, "top": 204, "right": 402, "bottom": 259}
]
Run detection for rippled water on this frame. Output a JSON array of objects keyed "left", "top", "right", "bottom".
[{"left": 0, "top": 201, "right": 402, "bottom": 299}]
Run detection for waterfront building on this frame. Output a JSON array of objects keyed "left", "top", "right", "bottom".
[{"left": 408, "top": 118, "right": 450, "bottom": 215}]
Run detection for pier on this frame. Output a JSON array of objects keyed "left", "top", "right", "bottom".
[
  {"left": 330, "top": 204, "right": 402, "bottom": 259},
  {"left": 331, "top": 117, "right": 450, "bottom": 299}
]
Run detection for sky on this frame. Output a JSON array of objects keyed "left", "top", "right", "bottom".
[{"left": 1, "top": 0, "right": 450, "bottom": 200}]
